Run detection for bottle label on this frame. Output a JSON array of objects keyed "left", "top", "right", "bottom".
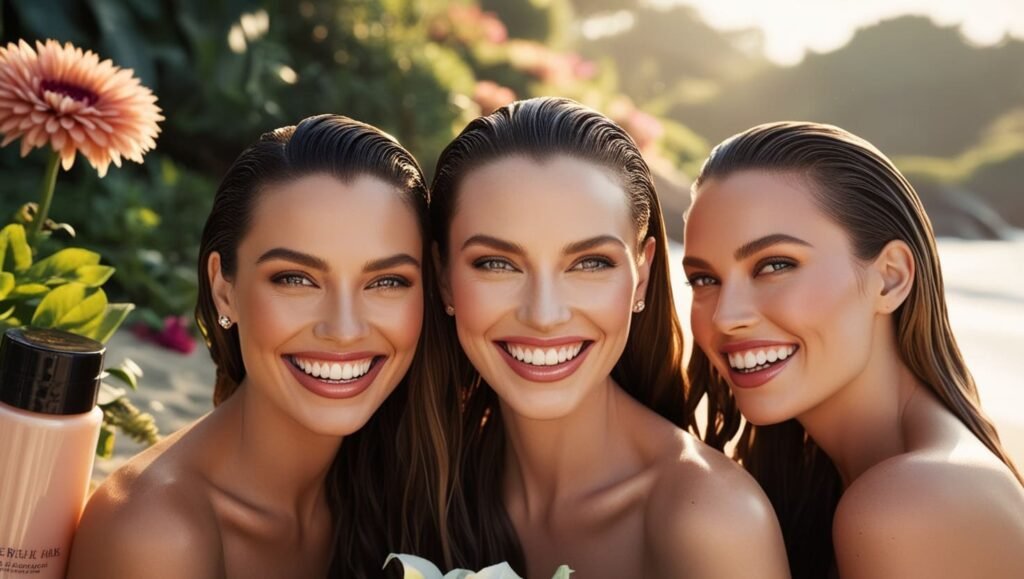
[{"left": 0, "top": 545, "right": 63, "bottom": 576}]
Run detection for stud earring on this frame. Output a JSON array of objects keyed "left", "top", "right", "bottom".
[
  {"left": 632, "top": 300, "right": 645, "bottom": 313},
  {"left": 445, "top": 305, "right": 455, "bottom": 316},
  {"left": 218, "top": 314, "right": 233, "bottom": 329}
]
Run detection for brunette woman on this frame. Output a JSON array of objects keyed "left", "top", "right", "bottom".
[
  {"left": 683, "top": 121, "right": 1024, "bottom": 578},
  {"left": 433, "top": 97, "right": 789, "bottom": 578},
  {"left": 67, "top": 115, "right": 451, "bottom": 578}
]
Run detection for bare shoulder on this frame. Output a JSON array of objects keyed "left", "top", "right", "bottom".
[
  {"left": 834, "top": 451, "right": 1024, "bottom": 578},
  {"left": 644, "top": 431, "right": 789, "bottom": 578},
  {"left": 67, "top": 428, "right": 223, "bottom": 579}
]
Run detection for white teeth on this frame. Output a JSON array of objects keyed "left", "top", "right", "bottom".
[
  {"left": 726, "top": 346, "right": 797, "bottom": 370},
  {"left": 294, "top": 356, "right": 374, "bottom": 381},
  {"left": 505, "top": 342, "right": 585, "bottom": 367}
]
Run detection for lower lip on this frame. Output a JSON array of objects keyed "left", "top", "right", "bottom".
[
  {"left": 727, "top": 350, "right": 797, "bottom": 389},
  {"left": 495, "top": 342, "right": 592, "bottom": 383},
  {"left": 283, "top": 356, "right": 385, "bottom": 400}
]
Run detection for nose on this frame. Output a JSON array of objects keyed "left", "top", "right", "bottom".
[
  {"left": 712, "top": 279, "right": 759, "bottom": 335},
  {"left": 314, "top": 288, "right": 370, "bottom": 343},
  {"left": 517, "top": 273, "right": 571, "bottom": 331}
]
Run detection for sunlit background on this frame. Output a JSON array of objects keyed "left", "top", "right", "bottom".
[{"left": 0, "top": 0, "right": 1020, "bottom": 472}]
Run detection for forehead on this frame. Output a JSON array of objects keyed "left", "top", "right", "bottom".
[
  {"left": 450, "top": 155, "right": 635, "bottom": 246},
  {"left": 241, "top": 173, "right": 422, "bottom": 263},
  {"left": 685, "top": 170, "right": 844, "bottom": 254}
]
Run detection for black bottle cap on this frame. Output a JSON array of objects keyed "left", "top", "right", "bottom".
[{"left": 0, "top": 328, "right": 105, "bottom": 415}]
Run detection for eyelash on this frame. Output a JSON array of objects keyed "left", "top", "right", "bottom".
[
  {"left": 472, "top": 256, "right": 616, "bottom": 273},
  {"left": 685, "top": 258, "right": 796, "bottom": 287},
  {"left": 271, "top": 273, "right": 412, "bottom": 290},
  {"left": 273, "top": 272, "right": 315, "bottom": 287}
]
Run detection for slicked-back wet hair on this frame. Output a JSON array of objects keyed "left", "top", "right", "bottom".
[
  {"left": 431, "top": 97, "right": 692, "bottom": 572},
  {"left": 689, "top": 121, "right": 1024, "bottom": 579},
  {"left": 195, "top": 114, "right": 454, "bottom": 577}
]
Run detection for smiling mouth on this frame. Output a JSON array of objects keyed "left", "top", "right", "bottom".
[
  {"left": 287, "top": 355, "right": 383, "bottom": 383},
  {"left": 724, "top": 345, "right": 799, "bottom": 374},
  {"left": 498, "top": 341, "right": 593, "bottom": 367}
]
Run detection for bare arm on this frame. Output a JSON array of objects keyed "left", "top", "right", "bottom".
[
  {"left": 834, "top": 460, "right": 1024, "bottom": 579},
  {"left": 647, "top": 456, "right": 790, "bottom": 578},
  {"left": 67, "top": 476, "right": 223, "bottom": 579}
]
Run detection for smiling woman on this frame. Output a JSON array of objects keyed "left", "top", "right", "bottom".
[
  {"left": 432, "top": 97, "right": 789, "bottom": 578},
  {"left": 684, "top": 121, "right": 1024, "bottom": 579},
  {"left": 65, "top": 115, "right": 452, "bottom": 578}
]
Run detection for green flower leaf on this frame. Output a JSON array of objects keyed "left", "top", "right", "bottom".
[
  {"left": 71, "top": 265, "right": 116, "bottom": 287},
  {"left": 550, "top": 566, "right": 573, "bottom": 579},
  {"left": 72, "top": 303, "right": 135, "bottom": 344},
  {"left": 31, "top": 283, "right": 107, "bottom": 331},
  {"left": 106, "top": 359, "right": 142, "bottom": 391},
  {"left": 10, "top": 283, "right": 50, "bottom": 299},
  {"left": 0, "top": 224, "right": 32, "bottom": 273},
  {"left": 97, "top": 382, "right": 127, "bottom": 406},
  {"left": 24, "top": 248, "right": 101, "bottom": 284},
  {"left": 0, "top": 272, "right": 14, "bottom": 300},
  {"left": 96, "top": 424, "right": 115, "bottom": 459},
  {"left": 0, "top": 306, "right": 15, "bottom": 321}
]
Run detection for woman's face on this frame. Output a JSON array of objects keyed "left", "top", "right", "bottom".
[
  {"left": 211, "top": 173, "right": 424, "bottom": 436},
  {"left": 444, "top": 155, "right": 653, "bottom": 420},
  {"left": 683, "top": 170, "right": 879, "bottom": 425}
]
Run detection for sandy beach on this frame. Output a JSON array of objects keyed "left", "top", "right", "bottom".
[{"left": 93, "top": 236, "right": 1024, "bottom": 480}]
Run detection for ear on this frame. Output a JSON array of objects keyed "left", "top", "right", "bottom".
[
  {"left": 208, "top": 252, "right": 238, "bottom": 321},
  {"left": 432, "top": 242, "right": 453, "bottom": 307},
  {"left": 635, "top": 236, "right": 657, "bottom": 302},
  {"left": 871, "top": 240, "right": 914, "bottom": 314}
]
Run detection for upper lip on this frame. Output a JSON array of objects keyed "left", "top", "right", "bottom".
[
  {"left": 720, "top": 339, "right": 797, "bottom": 354},
  {"left": 495, "top": 335, "right": 591, "bottom": 347},
  {"left": 286, "top": 350, "right": 382, "bottom": 362}
]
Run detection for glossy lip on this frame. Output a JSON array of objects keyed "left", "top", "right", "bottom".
[
  {"left": 283, "top": 352, "right": 386, "bottom": 400},
  {"left": 720, "top": 341, "right": 800, "bottom": 390},
  {"left": 493, "top": 338, "right": 594, "bottom": 383}
]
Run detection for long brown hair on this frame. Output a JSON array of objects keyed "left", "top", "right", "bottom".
[
  {"left": 194, "top": 114, "right": 457, "bottom": 576},
  {"left": 690, "top": 121, "right": 1024, "bottom": 579},
  {"left": 430, "top": 97, "right": 692, "bottom": 572}
]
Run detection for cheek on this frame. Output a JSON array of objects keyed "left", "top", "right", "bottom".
[
  {"left": 448, "top": 268, "right": 513, "bottom": 337},
  {"left": 236, "top": 284, "right": 311, "bottom": 354},
  {"left": 570, "top": 276, "right": 635, "bottom": 336},
  {"left": 376, "top": 290, "right": 424, "bottom": 355}
]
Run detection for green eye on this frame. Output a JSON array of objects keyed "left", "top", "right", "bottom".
[{"left": 367, "top": 276, "right": 411, "bottom": 290}]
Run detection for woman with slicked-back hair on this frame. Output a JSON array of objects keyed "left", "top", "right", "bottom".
[
  {"left": 684, "top": 121, "right": 1024, "bottom": 578},
  {"left": 433, "top": 97, "right": 788, "bottom": 578},
  {"left": 68, "top": 115, "right": 455, "bottom": 578}
]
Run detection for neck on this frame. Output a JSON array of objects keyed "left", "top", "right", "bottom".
[
  {"left": 212, "top": 385, "right": 343, "bottom": 520},
  {"left": 501, "top": 377, "right": 641, "bottom": 521},
  {"left": 797, "top": 320, "right": 922, "bottom": 487}
]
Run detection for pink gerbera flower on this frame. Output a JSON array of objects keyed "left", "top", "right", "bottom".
[{"left": 0, "top": 39, "right": 163, "bottom": 177}]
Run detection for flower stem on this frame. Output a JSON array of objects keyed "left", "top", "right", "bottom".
[{"left": 28, "top": 151, "right": 60, "bottom": 250}]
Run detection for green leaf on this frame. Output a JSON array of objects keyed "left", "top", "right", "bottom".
[
  {"left": 24, "top": 248, "right": 101, "bottom": 283},
  {"left": 36, "top": 285, "right": 109, "bottom": 332},
  {"left": 550, "top": 566, "right": 573, "bottom": 579},
  {"left": 107, "top": 365, "right": 140, "bottom": 391},
  {"left": 72, "top": 303, "right": 135, "bottom": 344},
  {"left": 96, "top": 424, "right": 115, "bottom": 459},
  {"left": 0, "top": 224, "right": 32, "bottom": 273},
  {"left": 31, "top": 283, "right": 90, "bottom": 328},
  {"left": 9, "top": 283, "right": 50, "bottom": 299},
  {"left": 97, "top": 382, "right": 127, "bottom": 406},
  {"left": 71, "top": 265, "right": 116, "bottom": 287},
  {"left": 0, "top": 272, "right": 14, "bottom": 300},
  {"left": 0, "top": 306, "right": 15, "bottom": 320}
]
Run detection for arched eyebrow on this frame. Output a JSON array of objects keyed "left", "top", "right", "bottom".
[
  {"left": 682, "top": 234, "right": 812, "bottom": 270},
  {"left": 257, "top": 247, "right": 327, "bottom": 270},
  {"left": 363, "top": 254, "right": 420, "bottom": 272},
  {"left": 461, "top": 234, "right": 627, "bottom": 256},
  {"left": 256, "top": 248, "right": 419, "bottom": 273},
  {"left": 734, "top": 234, "right": 812, "bottom": 260}
]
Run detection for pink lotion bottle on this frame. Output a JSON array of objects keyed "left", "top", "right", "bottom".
[{"left": 0, "top": 328, "right": 105, "bottom": 579}]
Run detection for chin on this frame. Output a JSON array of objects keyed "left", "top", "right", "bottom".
[
  {"left": 297, "top": 406, "right": 380, "bottom": 437},
  {"left": 498, "top": 386, "right": 586, "bottom": 421},
  {"left": 733, "top": 396, "right": 796, "bottom": 427}
]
